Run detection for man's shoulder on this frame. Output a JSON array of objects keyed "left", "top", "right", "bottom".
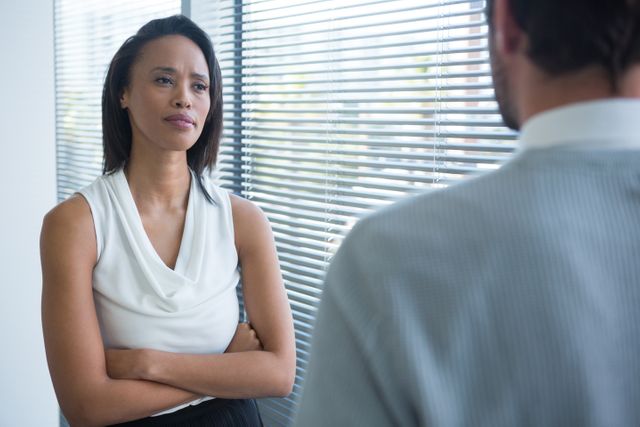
[
  {"left": 331, "top": 168, "right": 511, "bottom": 284},
  {"left": 357, "top": 166, "right": 515, "bottom": 241},
  {"left": 332, "top": 163, "right": 537, "bottom": 293}
]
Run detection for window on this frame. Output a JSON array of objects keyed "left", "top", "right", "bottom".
[
  {"left": 54, "top": 0, "right": 181, "bottom": 201},
  {"left": 54, "top": 1, "right": 515, "bottom": 425},
  {"left": 191, "top": 0, "right": 515, "bottom": 424}
]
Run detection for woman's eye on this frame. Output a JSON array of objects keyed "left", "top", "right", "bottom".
[
  {"left": 156, "top": 77, "right": 173, "bottom": 85},
  {"left": 194, "top": 83, "right": 208, "bottom": 92}
]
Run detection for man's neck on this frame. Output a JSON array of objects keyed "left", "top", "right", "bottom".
[{"left": 516, "top": 64, "right": 616, "bottom": 126}]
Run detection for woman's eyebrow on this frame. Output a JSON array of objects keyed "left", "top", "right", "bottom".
[
  {"left": 150, "top": 66, "right": 177, "bottom": 74},
  {"left": 192, "top": 72, "right": 209, "bottom": 81},
  {"left": 150, "top": 66, "right": 208, "bottom": 81}
]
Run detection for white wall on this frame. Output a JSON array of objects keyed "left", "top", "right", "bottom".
[{"left": 0, "top": 0, "right": 58, "bottom": 425}]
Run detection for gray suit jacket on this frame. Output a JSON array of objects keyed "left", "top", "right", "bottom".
[{"left": 295, "top": 147, "right": 640, "bottom": 426}]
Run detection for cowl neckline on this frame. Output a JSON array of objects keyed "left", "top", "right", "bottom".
[{"left": 105, "top": 168, "right": 207, "bottom": 306}]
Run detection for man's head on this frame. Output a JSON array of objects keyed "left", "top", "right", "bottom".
[{"left": 485, "top": 0, "right": 640, "bottom": 130}]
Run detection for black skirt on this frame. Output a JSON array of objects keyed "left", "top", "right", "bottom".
[{"left": 108, "top": 398, "right": 263, "bottom": 427}]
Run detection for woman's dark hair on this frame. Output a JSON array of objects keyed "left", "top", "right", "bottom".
[
  {"left": 102, "top": 15, "right": 222, "bottom": 201},
  {"left": 485, "top": 0, "right": 640, "bottom": 83}
]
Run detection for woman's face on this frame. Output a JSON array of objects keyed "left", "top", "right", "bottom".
[{"left": 121, "top": 35, "right": 211, "bottom": 154}]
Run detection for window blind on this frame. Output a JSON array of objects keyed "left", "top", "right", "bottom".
[
  {"left": 55, "top": 1, "right": 516, "bottom": 425},
  {"left": 54, "top": 0, "right": 180, "bottom": 202},
  {"left": 192, "top": 0, "right": 516, "bottom": 425}
]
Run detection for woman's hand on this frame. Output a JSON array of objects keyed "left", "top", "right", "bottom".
[
  {"left": 106, "top": 348, "right": 148, "bottom": 380},
  {"left": 225, "top": 322, "right": 263, "bottom": 353}
]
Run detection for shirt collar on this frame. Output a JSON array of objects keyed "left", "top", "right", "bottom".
[{"left": 520, "top": 99, "right": 640, "bottom": 151}]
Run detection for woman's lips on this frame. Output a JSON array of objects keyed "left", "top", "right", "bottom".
[{"left": 164, "top": 114, "right": 195, "bottom": 130}]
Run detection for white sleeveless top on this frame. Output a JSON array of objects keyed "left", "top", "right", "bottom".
[{"left": 79, "top": 169, "right": 240, "bottom": 414}]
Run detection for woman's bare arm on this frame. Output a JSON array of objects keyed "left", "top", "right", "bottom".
[
  {"left": 106, "top": 195, "right": 297, "bottom": 398},
  {"left": 41, "top": 195, "right": 200, "bottom": 427}
]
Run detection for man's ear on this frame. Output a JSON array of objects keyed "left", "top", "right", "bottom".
[{"left": 492, "top": 0, "right": 524, "bottom": 57}]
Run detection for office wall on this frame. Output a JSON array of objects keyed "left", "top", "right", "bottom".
[{"left": 0, "top": 0, "right": 58, "bottom": 425}]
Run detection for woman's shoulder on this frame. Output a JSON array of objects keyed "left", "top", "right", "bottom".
[
  {"left": 42, "top": 194, "right": 93, "bottom": 235},
  {"left": 228, "top": 194, "right": 272, "bottom": 251},
  {"left": 44, "top": 173, "right": 110, "bottom": 231},
  {"left": 41, "top": 193, "right": 96, "bottom": 261},
  {"left": 229, "top": 194, "right": 266, "bottom": 223}
]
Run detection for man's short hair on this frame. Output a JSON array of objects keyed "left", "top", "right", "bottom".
[{"left": 485, "top": 0, "right": 640, "bottom": 78}]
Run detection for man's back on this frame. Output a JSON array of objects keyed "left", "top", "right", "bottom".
[{"left": 296, "top": 126, "right": 640, "bottom": 425}]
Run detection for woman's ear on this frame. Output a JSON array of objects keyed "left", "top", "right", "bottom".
[{"left": 120, "top": 89, "right": 129, "bottom": 109}]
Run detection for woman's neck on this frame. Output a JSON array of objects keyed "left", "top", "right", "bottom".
[{"left": 124, "top": 144, "right": 191, "bottom": 211}]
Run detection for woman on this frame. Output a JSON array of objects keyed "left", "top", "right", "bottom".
[{"left": 40, "top": 15, "right": 295, "bottom": 426}]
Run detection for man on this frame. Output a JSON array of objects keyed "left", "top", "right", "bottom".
[{"left": 295, "top": 0, "right": 640, "bottom": 425}]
